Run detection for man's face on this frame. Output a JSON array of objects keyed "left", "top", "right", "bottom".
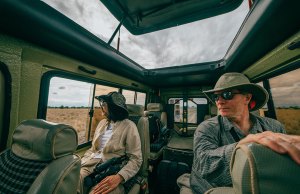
[{"left": 213, "top": 89, "right": 251, "bottom": 119}]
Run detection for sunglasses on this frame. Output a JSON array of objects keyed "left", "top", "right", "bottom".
[
  {"left": 212, "top": 91, "right": 243, "bottom": 101},
  {"left": 99, "top": 101, "right": 107, "bottom": 107}
]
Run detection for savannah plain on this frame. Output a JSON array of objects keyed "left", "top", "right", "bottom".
[{"left": 47, "top": 108, "right": 300, "bottom": 144}]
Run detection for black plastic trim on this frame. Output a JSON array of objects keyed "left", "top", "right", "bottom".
[{"left": 0, "top": 62, "right": 12, "bottom": 151}]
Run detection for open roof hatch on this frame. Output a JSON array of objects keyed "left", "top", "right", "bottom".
[{"left": 101, "top": 0, "right": 243, "bottom": 35}]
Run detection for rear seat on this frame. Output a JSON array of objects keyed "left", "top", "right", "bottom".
[
  {"left": 126, "top": 104, "right": 150, "bottom": 194},
  {"left": 204, "top": 103, "right": 218, "bottom": 120},
  {"left": 144, "top": 103, "right": 170, "bottom": 165},
  {"left": 126, "top": 104, "right": 150, "bottom": 178},
  {"left": 144, "top": 103, "right": 167, "bottom": 128}
]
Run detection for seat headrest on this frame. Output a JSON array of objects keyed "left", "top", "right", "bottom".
[
  {"left": 127, "top": 104, "right": 144, "bottom": 116},
  {"left": 230, "top": 143, "right": 300, "bottom": 194},
  {"left": 11, "top": 119, "right": 78, "bottom": 161},
  {"left": 147, "top": 103, "right": 163, "bottom": 112},
  {"left": 211, "top": 104, "right": 218, "bottom": 116}
]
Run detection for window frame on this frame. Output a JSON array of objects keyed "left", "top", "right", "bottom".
[
  {"left": 0, "top": 62, "right": 12, "bottom": 152},
  {"left": 38, "top": 71, "right": 147, "bottom": 149},
  {"left": 168, "top": 96, "right": 208, "bottom": 124}
]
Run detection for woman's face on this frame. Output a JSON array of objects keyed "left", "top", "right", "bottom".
[{"left": 100, "top": 101, "right": 109, "bottom": 118}]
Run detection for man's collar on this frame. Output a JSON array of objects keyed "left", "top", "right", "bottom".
[{"left": 222, "top": 114, "right": 264, "bottom": 133}]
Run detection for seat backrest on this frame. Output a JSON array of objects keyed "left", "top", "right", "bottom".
[
  {"left": 204, "top": 103, "right": 218, "bottom": 120},
  {"left": 145, "top": 103, "right": 167, "bottom": 128},
  {"left": 145, "top": 103, "right": 170, "bottom": 154},
  {"left": 127, "top": 104, "right": 150, "bottom": 178},
  {"left": 0, "top": 119, "right": 81, "bottom": 194},
  {"left": 205, "top": 143, "right": 300, "bottom": 194},
  {"left": 231, "top": 143, "right": 300, "bottom": 194}
]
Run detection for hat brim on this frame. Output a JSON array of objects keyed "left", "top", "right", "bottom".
[
  {"left": 203, "top": 83, "right": 269, "bottom": 111},
  {"left": 95, "top": 95, "right": 109, "bottom": 102},
  {"left": 95, "top": 94, "right": 129, "bottom": 114}
]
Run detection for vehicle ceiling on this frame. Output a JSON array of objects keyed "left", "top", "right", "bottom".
[{"left": 0, "top": 0, "right": 299, "bottom": 88}]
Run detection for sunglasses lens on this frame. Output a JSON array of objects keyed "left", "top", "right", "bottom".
[
  {"left": 223, "top": 91, "right": 233, "bottom": 100},
  {"left": 213, "top": 91, "right": 235, "bottom": 101}
]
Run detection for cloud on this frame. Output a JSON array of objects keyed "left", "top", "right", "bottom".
[
  {"left": 42, "top": 0, "right": 249, "bottom": 69},
  {"left": 48, "top": 77, "right": 93, "bottom": 107}
]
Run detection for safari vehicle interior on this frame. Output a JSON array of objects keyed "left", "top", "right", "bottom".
[{"left": 0, "top": 0, "right": 299, "bottom": 193}]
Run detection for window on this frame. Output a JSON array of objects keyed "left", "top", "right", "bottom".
[
  {"left": 168, "top": 97, "right": 207, "bottom": 124},
  {"left": 122, "top": 89, "right": 146, "bottom": 107},
  {"left": 122, "top": 89, "right": 135, "bottom": 104},
  {"left": 45, "top": 76, "right": 147, "bottom": 145},
  {"left": 136, "top": 92, "right": 146, "bottom": 106},
  {"left": 47, "top": 77, "right": 94, "bottom": 145},
  {"left": 269, "top": 69, "right": 300, "bottom": 135}
]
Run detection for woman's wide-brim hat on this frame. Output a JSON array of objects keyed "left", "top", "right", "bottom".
[
  {"left": 203, "top": 73, "right": 269, "bottom": 111},
  {"left": 95, "top": 92, "right": 128, "bottom": 114}
]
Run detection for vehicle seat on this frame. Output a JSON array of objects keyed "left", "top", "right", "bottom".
[
  {"left": 204, "top": 103, "right": 218, "bottom": 120},
  {"left": 127, "top": 104, "right": 150, "bottom": 177},
  {"left": 205, "top": 143, "right": 300, "bottom": 194},
  {"left": 127, "top": 104, "right": 150, "bottom": 193},
  {"left": 144, "top": 103, "right": 169, "bottom": 164},
  {"left": 145, "top": 103, "right": 167, "bottom": 128},
  {"left": 0, "top": 119, "right": 81, "bottom": 194}
]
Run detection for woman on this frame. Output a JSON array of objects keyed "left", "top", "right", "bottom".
[{"left": 79, "top": 92, "right": 142, "bottom": 194}]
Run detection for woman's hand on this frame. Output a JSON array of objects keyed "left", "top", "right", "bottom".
[
  {"left": 93, "top": 174, "right": 124, "bottom": 194},
  {"left": 237, "top": 131, "right": 300, "bottom": 164}
]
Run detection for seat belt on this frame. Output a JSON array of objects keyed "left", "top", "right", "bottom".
[
  {"left": 218, "top": 115, "right": 240, "bottom": 142},
  {"left": 218, "top": 115, "right": 266, "bottom": 143}
]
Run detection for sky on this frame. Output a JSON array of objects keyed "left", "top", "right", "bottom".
[
  {"left": 42, "top": 0, "right": 300, "bottom": 108},
  {"left": 42, "top": 0, "right": 249, "bottom": 69}
]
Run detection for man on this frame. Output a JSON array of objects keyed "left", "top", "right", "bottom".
[
  {"left": 179, "top": 72, "right": 300, "bottom": 194},
  {"left": 79, "top": 92, "right": 142, "bottom": 194}
]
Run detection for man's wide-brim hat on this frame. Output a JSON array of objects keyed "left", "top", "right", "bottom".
[
  {"left": 203, "top": 72, "right": 269, "bottom": 111},
  {"left": 95, "top": 92, "right": 128, "bottom": 114}
]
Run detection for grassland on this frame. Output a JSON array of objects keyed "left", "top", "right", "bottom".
[
  {"left": 46, "top": 108, "right": 104, "bottom": 144},
  {"left": 47, "top": 108, "right": 300, "bottom": 145},
  {"left": 276, "top": 109, "right": 300, "bottom": 135}
]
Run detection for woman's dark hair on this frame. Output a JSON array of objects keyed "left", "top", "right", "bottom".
[{"left": 106, "top": 102, "right": 128, "bottom": 122}]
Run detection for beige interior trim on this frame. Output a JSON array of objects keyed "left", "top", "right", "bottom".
[{"left": 244, "top": 30, "right": 300, "bottom": 80}]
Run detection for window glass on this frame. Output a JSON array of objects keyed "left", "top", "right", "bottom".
[
  {"left": 42, "top": 0, "right": 249, "bottom": 69},
  {"left": 169, "top": 97, "right": 207, "bottom": 124},
  {"left": 46, "top": 76, "right": 144, "bottom": 145},
  {"left": 269, "top": 69, "right": 300, "bottom": 135},
  {"left": 47, "top": 77, "right": 93, "bottom": 144},
  {"left": 169, "top": 98, "right": 183, "bottom": 122},
  {"left": 136, "top": 92, "right": 146, "bottom": 107},
  {"left": 122, "top": 89, "right": 135, "bottom": 104}
]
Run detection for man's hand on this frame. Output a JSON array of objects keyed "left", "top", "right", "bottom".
[
  {"left": 93, "top": 174, "right": 124, "bottom": 194},
  {"left": 237, "top": 131, "right": 300, "bottom": 164}
]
